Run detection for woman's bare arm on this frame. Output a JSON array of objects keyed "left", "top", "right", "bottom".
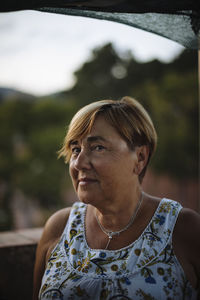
[
  {"left": 33, "top": 207, "right": 71, "bottom": 300},
  {"left": 173, "top": 208, "right": 200, "bottom": 290}
]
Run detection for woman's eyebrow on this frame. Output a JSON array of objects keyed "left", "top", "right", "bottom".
[
  {"left": 69, "top": 140, "right": 78, "bottom": 147},
  {"left": 87, "top": 136, "right": 107, "bottom": 143},
  {"left": 69, "top": 136, "right": 108, "bottom": 148}
]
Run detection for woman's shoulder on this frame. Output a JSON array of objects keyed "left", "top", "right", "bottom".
[
  {"left": 174, "top": 207, "right": 200, "bottom": 247},
  {"left": 43, "top": 207, "right": 72, "bottom": 243},
  {"left": 40, "top": 207, "right": 72, "bottom": 264},
  {"left": 33, "top": 207, "right": 72, "bottom": 299},
  {"left": 173, "top": 207, "right": 200, "bottom": 285}
]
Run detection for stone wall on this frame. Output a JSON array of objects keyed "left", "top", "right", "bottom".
[{"left": 0, "top": 228, "right": 42, "bottom": 300}]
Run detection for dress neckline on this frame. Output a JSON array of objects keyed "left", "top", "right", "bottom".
[{"left": 82, "top": 198, "right": 164, "bottom": 253}]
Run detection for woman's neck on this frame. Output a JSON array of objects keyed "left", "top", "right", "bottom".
[{"left": 93, "top": 188, "right": 143, "bottom": 232}]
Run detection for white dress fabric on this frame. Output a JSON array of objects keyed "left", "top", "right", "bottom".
[{"left": 39, "top": 199, "right": 197, "bottom": 300}]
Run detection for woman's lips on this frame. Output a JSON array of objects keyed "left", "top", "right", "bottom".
[{"left": 78, "top": 178, "right": 97, "bottom": 186}]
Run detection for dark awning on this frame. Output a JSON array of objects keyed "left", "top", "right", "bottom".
[{"left": 1, "top": 1, "right": 200, "bottom": 49}]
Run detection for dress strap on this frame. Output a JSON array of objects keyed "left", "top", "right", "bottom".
[{"left": 134, "top": 198, "right": 182, "bottom": 271}]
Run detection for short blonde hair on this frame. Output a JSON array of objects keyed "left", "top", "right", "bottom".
[{"left": 58, "top": 96, "right": 157, "bottom": 182}]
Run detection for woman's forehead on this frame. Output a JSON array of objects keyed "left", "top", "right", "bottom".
[
  {"left": 68, "top": 114, "right": 126, "bottom": 147},
  {"left": 87, "top": 116, "right": 120, "bottom": 138},
  {"left": 70, "top": 124, "right": 124, "bottom": 148}
]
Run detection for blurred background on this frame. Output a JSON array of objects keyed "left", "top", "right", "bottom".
[{"left": 0, "top": 11, "right": 198, "bottom": 231}]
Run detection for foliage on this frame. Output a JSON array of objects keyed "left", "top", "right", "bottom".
[{"left": 0, "top": 99, "right": 75, "bottom": 230}]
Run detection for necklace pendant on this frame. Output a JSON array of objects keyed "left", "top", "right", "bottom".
[
  {"left": 109, "top": 231, "right": 119, "bottom": 238},
  {"left": 108, "top": 232, "right": 113, "bottom": 239}
]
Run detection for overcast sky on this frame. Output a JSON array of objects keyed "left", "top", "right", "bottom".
[{"left": 0, "top": 10, "right": 184, "bottom": 96}]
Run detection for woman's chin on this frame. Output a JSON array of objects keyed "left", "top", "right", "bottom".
[
  {"left": 78, "top": 192, "right": 92, "bottom": 204},
  {"left": 78, "top": 192, "right": 99, "bottom": 206},
  {"left": 79, "top": 197, "right": 93, "bottom": 205}
]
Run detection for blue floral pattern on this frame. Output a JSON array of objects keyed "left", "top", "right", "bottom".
[{"left": 39, "top": 199, "right": 197, "bottom": 299}]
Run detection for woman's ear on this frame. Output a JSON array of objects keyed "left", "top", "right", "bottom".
[{"left": 133, "top": 145, "right": 149, "bottom": 175}]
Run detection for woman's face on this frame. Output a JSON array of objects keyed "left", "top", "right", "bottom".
[{"left": 69, "top": 116, "right": 139, "bottom": 208}]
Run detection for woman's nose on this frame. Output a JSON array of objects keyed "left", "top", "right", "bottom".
[{"left": 74, "top": 150, "right": 91, "bottom": 171}]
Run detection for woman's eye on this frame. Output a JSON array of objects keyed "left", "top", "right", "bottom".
[
  {"left": 71, "top": 147, "right": 81, "bottom": 155},
  {"left": 93, "top": 145, "right": 105, "bottom": 151}
]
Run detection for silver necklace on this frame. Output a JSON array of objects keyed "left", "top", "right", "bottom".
[{"left": 95, "top": 192, "right": 143, "bottom": 250}]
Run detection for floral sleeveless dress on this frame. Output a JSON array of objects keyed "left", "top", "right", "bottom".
[{"left": 39, "top": 199, "right": 197, "bottom": 300}]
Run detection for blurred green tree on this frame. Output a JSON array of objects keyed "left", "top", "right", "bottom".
[{"left": 0, "top": 99, "right": 75, "bottom": 230}]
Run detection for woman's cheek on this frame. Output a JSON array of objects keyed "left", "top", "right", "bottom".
[{"left": 69, "top": 161, "right": 76, "bottom": 180}]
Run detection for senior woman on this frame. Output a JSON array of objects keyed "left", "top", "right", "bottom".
[{"left": 33, "top": 97, "right": 200, "bottom": 300}]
